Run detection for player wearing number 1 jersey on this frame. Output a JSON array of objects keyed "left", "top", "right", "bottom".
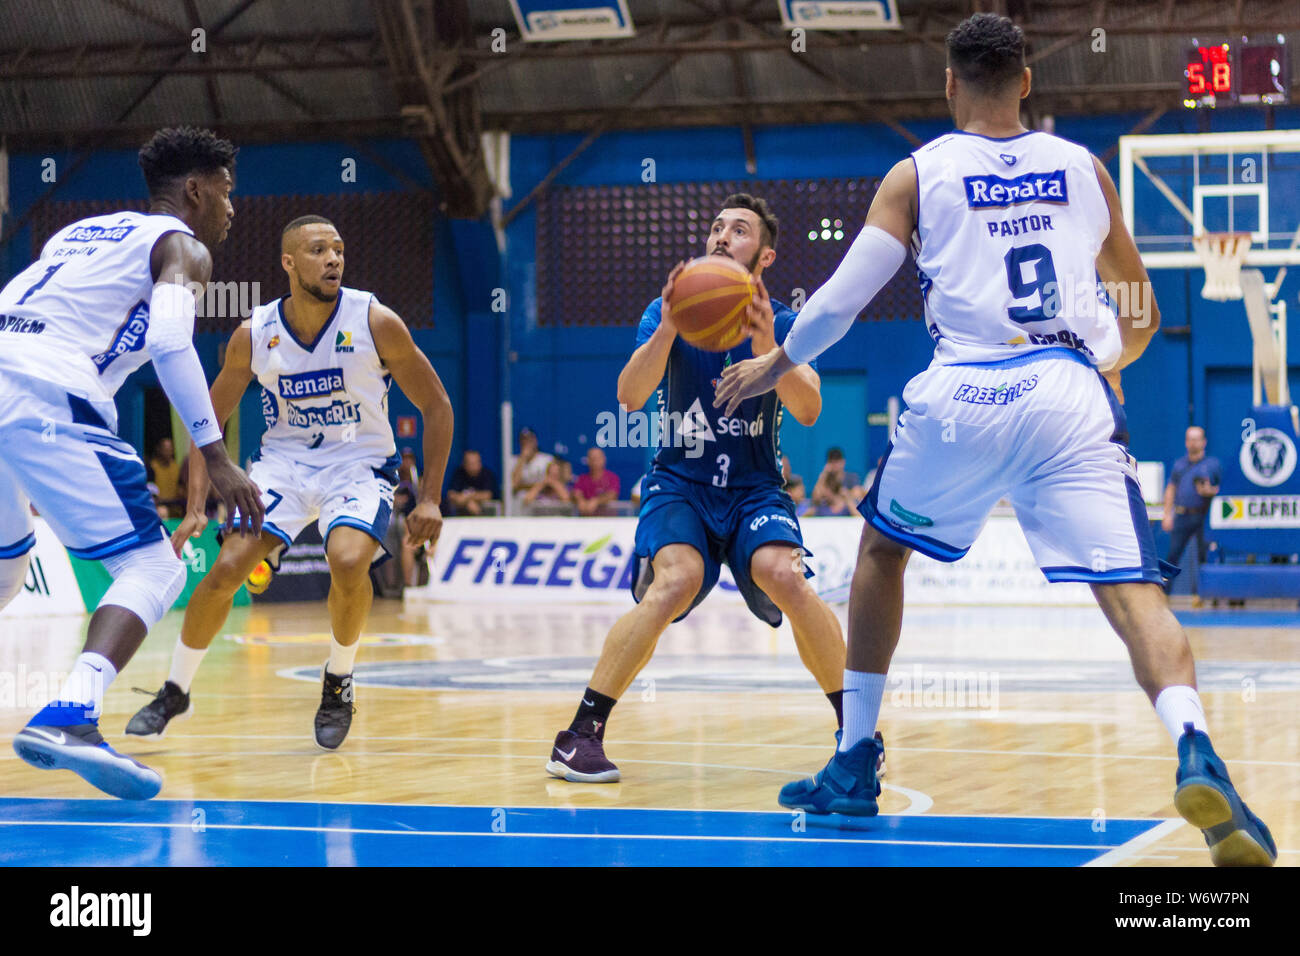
[
  {"left": 0, "top": 127, "right": 264, "bottom": 800},
  {"left": 546, "top": 194, "right": 860, "bottom": 784},
  {"left": 716, "top": 13, "right": 1274, "bottom": 866}
]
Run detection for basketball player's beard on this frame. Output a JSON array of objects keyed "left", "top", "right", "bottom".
[
  {"left": 300, "top": 279, "right": 338, "bottom": 303},
  {"left": 711, "top": 248, "right": 761, "bottom": 272}
]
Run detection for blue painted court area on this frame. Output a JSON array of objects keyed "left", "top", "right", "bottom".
[{"left": 0, "top": 798, "right": 1164, "bottom": 866}]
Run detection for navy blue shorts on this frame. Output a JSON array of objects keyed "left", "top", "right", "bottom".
[{"left": 631, "top": 470, "right": 811, "bottom": 626}]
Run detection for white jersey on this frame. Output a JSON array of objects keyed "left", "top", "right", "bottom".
[
  {"left": 248, "top": 287, "right": 398, "bottom": 475},
  {"left": 911, "top": 130, "right": 1122, "bottom": 370},
  {"left": 0, "top": 211, "right": 195, "bottom": 403}
]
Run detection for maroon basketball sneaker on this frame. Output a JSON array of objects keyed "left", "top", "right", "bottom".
[{"left": 546, "top": 718, "right": 619, "bottom": 783}]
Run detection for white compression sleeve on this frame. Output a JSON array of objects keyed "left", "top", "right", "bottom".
[
  {"left": 782, "top": 225, "right": 908, "bottom": 366},
  {"left": 146, "top": 283, "right": 223, "bottom": 448}
]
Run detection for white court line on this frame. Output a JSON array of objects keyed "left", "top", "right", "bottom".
[
  {"left": 135, "top": 733, "right": 1300, "bottom": 768},
  {"left": 0, "top": 819, "right": 1127, "bottom": 852},
  {"left": 1083, "top": 819, "right": 1186, "bottom": 867}
]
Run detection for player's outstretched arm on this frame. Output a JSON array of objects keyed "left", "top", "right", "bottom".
[
  {"left": 616, "top": 261, "right": 687, "bottom": 410},
  {"left": 371, "top": 302, "right": 453, "bottom": 549},
  {"left": 715, "top": 158, "right": 916, "bottom": 416},
  {"left": 747, "top": 275, "right": 822, "bottom": 424},
  {"left": 1092, "top": 155, "right": 1161, "bottom": 388},
  {"left": 149, "top": 232, "right": 264, "bottom": 542}
]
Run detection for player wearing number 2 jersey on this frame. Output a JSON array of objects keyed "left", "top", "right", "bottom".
[
  {"left": 0, "top": 127, "right": 264, "bottom": 800},
  {"left": 546, "top": 193, "right": 865, "bottom": 785},
  {"left": 716, "top": 13, "right": 1274, "bottom": 866}
]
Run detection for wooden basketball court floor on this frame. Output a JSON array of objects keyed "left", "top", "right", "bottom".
[{"left": 1, "top": 597, "right": 1295, "bottom": 866}]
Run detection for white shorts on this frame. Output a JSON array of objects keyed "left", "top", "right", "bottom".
[
  {"left": 0, "top": 373, "right": 166, "bottom": 560},
  {"left": 247, "top": 451, "right": 396, "bottom": 566},
  {"left": 860, "top": 348, "right": 1163, "bottom": 584}
]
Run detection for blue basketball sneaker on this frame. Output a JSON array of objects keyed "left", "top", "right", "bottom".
[
  {"left": 1174, "top": 723, "right": 1275, "bottom": 867},
  {"left": 13, "top": 703, "right": 163, "bottom": 800},
  {"left": 779, "top": 731, "right": 882, "bottom": 816}
]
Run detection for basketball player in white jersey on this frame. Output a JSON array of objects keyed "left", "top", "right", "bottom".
[
  {"left": 0, "top": 127, "right": 265, "bottom": 799},
  {"left": 716, "top": 14, "right": 1275, "bottom": 867},
  {"left": 124, "top": 215, "right": 452, "bottom": 750}
]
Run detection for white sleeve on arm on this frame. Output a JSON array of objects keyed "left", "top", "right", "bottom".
[
  {"left": 146, "top": 283, "right": 223, "bottom": 448},
  {"left": 782, "top": 225, "right": 908, "bottom": 366}
]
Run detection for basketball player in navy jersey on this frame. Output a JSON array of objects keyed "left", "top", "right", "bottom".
[
  {"left": 0, "top": 127, "right": 264, "bottom": 799},
  {"left": 546, "top": 194, "right": 861, "bottom": 783},
  {"left": 717, "top": 14, "right": 1274, "bottom": 866}
]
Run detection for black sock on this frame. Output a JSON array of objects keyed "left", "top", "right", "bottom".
[
  {"left": 827, "top": 690, "right": 844, "bottom": 729},
  {"left": 570, "top": 687, "right": 617, "bottom": 733}
]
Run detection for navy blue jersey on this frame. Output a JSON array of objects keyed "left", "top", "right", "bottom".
[{"left": 635, "top": 295, "right": 810, "bottom": 490}]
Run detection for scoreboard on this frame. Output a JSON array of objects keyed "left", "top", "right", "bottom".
[{"left": 1184, "top": 36, "right": 1290, "bottom": 108}]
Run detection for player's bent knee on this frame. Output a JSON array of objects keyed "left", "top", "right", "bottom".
[
  {"left": 328, "top": 549, "right": 374, "bottom": 584},
  {"left": 98, "top": 538, "right": 187, "bottom": 630},
  {"left": 0, "top": 555, "right": 30, "bottom": 609},
  {"left": 750, "top": 555, "right": 806, "bottom": 602},
  {"left": 646, "top": 565, "right": 703, "bottom": 613}
]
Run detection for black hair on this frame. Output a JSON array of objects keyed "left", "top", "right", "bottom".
[
  {"left": 138, "top": 127, "right": 237, "bottom": 196},
  {"left": 946, "top": 13, "right": 1026, "bottom": 96},
  {"left": 826, "top": 447, "right": 845, "bottom": 462},
  {"left": 281, "top": 215, "right": 337, "bottom": 240},
  {"left": 720, "top": 192, "right": 779, "bottom": 249}
]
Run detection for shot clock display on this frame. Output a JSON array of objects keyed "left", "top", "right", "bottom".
[{"left": 1184, "top": 36, "right": 1290, "bottom": 108}]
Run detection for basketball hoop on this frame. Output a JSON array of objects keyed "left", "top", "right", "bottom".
[{"left": 1192, "top": 232, "right": 1253, "bottom": 301}]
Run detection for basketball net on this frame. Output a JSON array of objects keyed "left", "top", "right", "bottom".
[{"left": 1192, "top": 232, "right": 1253, "bottom": 301}]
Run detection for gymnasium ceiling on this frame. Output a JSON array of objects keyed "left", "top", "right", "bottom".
[{"left": 1, "top": 0, "right": 1298, "bottom": 216}]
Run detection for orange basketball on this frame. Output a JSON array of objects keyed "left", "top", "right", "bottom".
[{"left": 666, "top": 256, "right": 755, "bottom": 352}]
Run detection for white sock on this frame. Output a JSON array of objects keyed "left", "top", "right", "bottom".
[
  {"left": 168, "top": 640, "right": 209, "bottom": 693},
  {"left": 54, "top": 652, "right": 117, "bottom": 719},
  {"left": 327, "top": 635, "right": 359, "bottom": 677},
  {"left": 1154, "top": 685, "right": 1208, "bottom": 745},
  {"left": 839, "top": 670, "right": 887, "bottom": 752}
]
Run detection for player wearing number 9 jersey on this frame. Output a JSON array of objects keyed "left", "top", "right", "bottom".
[
  {"left": 716, "top": 13, "right": 1274, "bottom": 865},
  {"left": 546, "top": 193, "right": 869, "bottom": 785}
]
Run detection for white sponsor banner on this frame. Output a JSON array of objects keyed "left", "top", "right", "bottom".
[
  {"left": 1209, "top": 495, "right": 1300, "bottom": 529},
  {"left": 779, "top": 0, "right": 901, "bottom": 31},
  {"left": 412, "top": 515, "right": 1094, "bottom": 607},
  {"left": 510, "top": 0, "right": 635, "bottom": 41},
  {"left": 1, "top": 519, "right": 84, "bottom": 618}
]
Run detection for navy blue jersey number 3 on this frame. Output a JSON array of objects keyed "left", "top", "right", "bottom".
[{"left": 1004, "top": 244, "right": 1057, "bottom": 323}]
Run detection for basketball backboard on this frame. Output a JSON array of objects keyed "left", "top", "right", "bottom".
[{"left": 1119, "top": 129, "right": 1300, "bottom": 270}]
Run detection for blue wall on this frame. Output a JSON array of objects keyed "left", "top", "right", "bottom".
[{"left": 4, "top": 105, "right": 1299, "bottom": 500}]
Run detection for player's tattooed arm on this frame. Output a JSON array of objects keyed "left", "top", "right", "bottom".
[
  {"left": 617, "top": 261, "right": 687, "bottom": 410},
  {"left": 371, "top": 302, "right": 452, "bottom": 549},
  {"left": 1093, "top": 154, "right": 1161, "bottom": 395}
]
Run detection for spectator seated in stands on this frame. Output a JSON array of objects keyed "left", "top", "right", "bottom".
[
  {"left": 511, "top": 426, "right": 553, "bottom": 513},
  {"left": 446, "top": 449, "right": 500, "bottom": 516},
  {"left": 574, "top": 447, "right": 621, "bottom": 517},
  {"left": 811, "top": 447, "right": 865, "bottom": 516},
  {"left": 523, "top": 458, "right": 573, "bottom": 515}
]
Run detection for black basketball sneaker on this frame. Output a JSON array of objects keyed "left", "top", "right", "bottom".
[
  {"left": 124, "top": 682, "right": 192, "bottom": 739},
  {"left": 315, "top": 667, "right": 355, "bottom": 750}
]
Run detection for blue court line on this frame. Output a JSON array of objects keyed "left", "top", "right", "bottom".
[
  {"left": 1173, "top": 609, "right": 1300, "bottom": 628},
  {"left": 0, "top": 798, "right": 1165, "bottom": 867}
]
